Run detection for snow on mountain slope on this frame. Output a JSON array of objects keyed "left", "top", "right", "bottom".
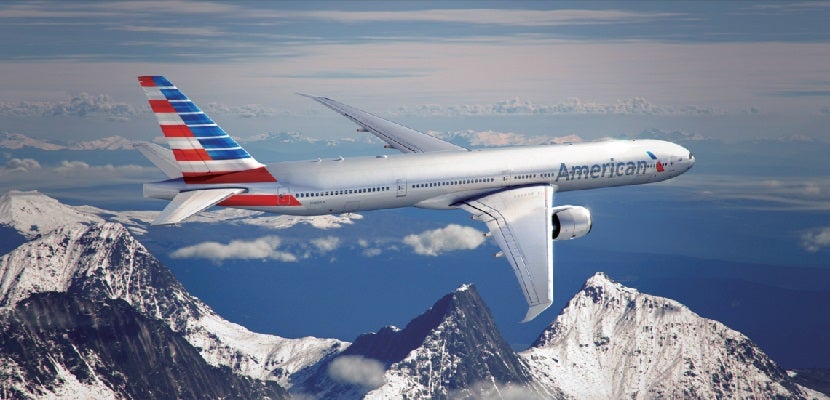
[
  {"left": 0, "top": 132, "right": 65, "bottom": 150},
  {"left": 0, "top": 220, "right": 344, "bottom": 388},
  {"left": 522, "top": 272, "right": 813, "bottom": 399},
  {"left": 0, "top": 132, "right": 134, "bottom": 150},
  {"left": 0, "top": 190, "right": 103, "bottom": 238},
  {"left": 0, "top": 292, "right": 288, "bottom": 399},
  {"left": 303, "top": 284, "right": 562, "bottom": 399}
]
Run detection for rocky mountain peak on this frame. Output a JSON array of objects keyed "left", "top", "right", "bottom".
[
  {"left": 0, "top": 292, "right": 288, "bottom": 400},
  {"left": 303, "top": 285, "right": 553, "bottom": 399},
  {"left": 523, "top": 272, "right": 810, "bottom": 399},
  {"left": 0, "top": 217, "right": 344, "bottom": 388},
  {"left": 344, "top": 284, "right": 511, "bottom": 365}
]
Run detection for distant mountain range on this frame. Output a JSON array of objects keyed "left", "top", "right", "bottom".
[
  {"left": 0, "top": 132, "right": 134, "bottom": 151},
  {"left": 0, "top": 190, "right": 827, "bottom": 399}
]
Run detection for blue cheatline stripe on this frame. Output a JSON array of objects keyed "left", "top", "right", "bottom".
[
  {"left": 161, "top": 88, "right": 187, "bottom": 101},
  {"left": 180, "top": 113, "right": 214, "bottom": 125},
  {"left": 197, "top": 136, "right": 239, "bottom": 149},
  {"left": 189, "top": 125, "right": 227, "bottom": 137},
  {"left": 152, "top": 76, "right": 174, "bottom": 87},
  {"left": 171, "top": 102, "right": 200, "bottom": 113},
  {"left": 647, "top": 151, "right": 657, "bottom": 160},
  {"left": 206, "top": 148, "right": 251, "bottom": 160}
]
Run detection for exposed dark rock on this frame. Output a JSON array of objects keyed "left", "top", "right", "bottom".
[{"left": 0, "top": 292, "right": 287, "bottom": 400}]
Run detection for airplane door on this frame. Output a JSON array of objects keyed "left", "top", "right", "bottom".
[
  {"left": 396, "top": 179, "right": 407, "bottom": 197},
  {"left": 277, "top": 185, "right": 291, "bottom": 206}
]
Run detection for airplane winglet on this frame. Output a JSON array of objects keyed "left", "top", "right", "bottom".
[{"left": 522, "top": 302, "right": 551, "bottom": 323}]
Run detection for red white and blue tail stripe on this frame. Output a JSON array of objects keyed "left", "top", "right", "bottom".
[{"left": 138, "top": 76, "right": 275, "bottom": 184}]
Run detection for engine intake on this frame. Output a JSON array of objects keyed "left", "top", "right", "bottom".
[{"left": 552, "top": 206, "right": 592, "bottom": 240}]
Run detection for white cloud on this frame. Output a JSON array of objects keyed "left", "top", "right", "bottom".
[
  {"left": 203, "top": 102, "right": 284, "bottom": 118},
  {"left": 3, "top": 158, "right": 41, "bottom": 172},
  {"left": 399, "top": 97, "right": 726, "bottom": 117},
  {"left": 0, "top": 93, "right": 136, "bottom": 120},
  {"left": 801, "top": 227, "right": 830, "bottom": 252},
  {"left": 327, "top": 356, "right": 386, "bottom": 389},
  {"left": 449, "top": 381, "right": 540, "bottom": 400},
  {"left": 53, "top": 161, "right": 146, "bottom": 174},
  {"left": 362, "top": 248, "right": 382, "bottom": 257},
  {"left": 434, "top": 130, "right": 583, "bottom": 147},
  {"left": 403, "top": 224, "right": 486, "bottom": 256},
  {"left": 311, "top": 236, "right": 341, "bottom": 253},
  {"left": 356, "top": 238, "right": 383, "bottom": 257},
  {"left": 674, "top": 175, "right": 830, "bottom": 211},
  {"left": 170, "top": 235, "right": 297, "bottom": 262}
]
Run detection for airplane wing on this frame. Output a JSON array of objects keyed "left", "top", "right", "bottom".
[
  {"left": 300, "top": 94, "right": 466, "bottom": 153},
  {"left": 153, "top": 188, "right": 245, "bottom": 225},
  {"left": 460, "top": 185, "right": 554, "bottom": 322}
]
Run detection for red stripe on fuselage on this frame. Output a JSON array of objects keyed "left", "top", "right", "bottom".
[
  {"left": 149, "top": 100, "right": 176, "bottom": 113},
  {"left": 182, "top": 166, "right": 277, "bottom": 184},
  {"left": 173, "top": 148, "right": 211, "bottom": 161},
  {"left": 218, "top": 194, "right": 301, "bottom": 207},
  {"left": 161, "top": 125, "right": 193, "bottom": 137}
]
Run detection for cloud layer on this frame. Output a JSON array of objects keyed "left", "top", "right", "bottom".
[
  {"left": 170, "top": 235, "right": 298, "bottom": 262},
  {"left": 0, "top": 93, "right": 136, "bottom": 120},
  {"left": 398, "top": 97, "right": 727, "bottom": 117},
  {"left": 403, "top": 224, "right": 486, "bottom": 256}
]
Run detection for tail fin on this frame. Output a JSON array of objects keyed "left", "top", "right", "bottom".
[{"left": 138, "top": 76, "right": 275, "bottom": 184}]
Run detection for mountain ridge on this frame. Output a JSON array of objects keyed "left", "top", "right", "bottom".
[
  {"left": 522, "top": 272, "right": 815, "bottom": 399},
  {"left": 0, "top": 190, "right": 827, "bottom": 399},
  {"left": 0, "top": 205, "right": 345, "bottom": 390}
]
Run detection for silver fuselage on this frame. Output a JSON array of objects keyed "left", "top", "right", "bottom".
[{"left": 144, "top": 139, "right": 695, "bottom": 216}]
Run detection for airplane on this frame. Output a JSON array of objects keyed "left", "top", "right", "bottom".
[{"left": 135, "top": 76, "right": 695, "bottom": 322}]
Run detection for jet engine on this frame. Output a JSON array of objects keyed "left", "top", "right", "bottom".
[{"left": 552, "top": 206, "right": 592, "bottom": 240}]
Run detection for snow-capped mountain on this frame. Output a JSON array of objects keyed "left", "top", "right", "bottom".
[
  {"left": 0, "top": 132, "right": 134, "bottom": 150},
  {"left": 522, "top": 272, "right": 818, "bottom": 399},
  {"left": 302, "top": 284, "right": 564, "bottom": 399},
  {"left": 0, "top": 132, "right": 65, "bottom": 150},
  {"left": 0, "top": 292, "right": 288, "bottom": 400},
  {"left": 1, "top": 190, "right": 826, "bottom": 399},
  {"left": 0, "top": 190, "right": 104, "bottom": 239},
  {"left": 0, "top": 218, "right": 344, "bottom": 390}
]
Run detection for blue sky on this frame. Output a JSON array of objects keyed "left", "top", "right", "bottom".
[{"left": 1, "top": 1, "right": 829, "bottom": 368}]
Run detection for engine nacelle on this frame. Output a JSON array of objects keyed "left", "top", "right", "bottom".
[{"left": 551, "top": 205, "right": 592, "bottom": 240}]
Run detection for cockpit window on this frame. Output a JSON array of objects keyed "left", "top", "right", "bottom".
[{"left": 688, "top": 152, "right": 694, "bottom": 159}]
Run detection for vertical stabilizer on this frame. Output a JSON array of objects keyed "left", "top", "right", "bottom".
[{"left": 137, "top": 76, "right": 275, "bottom": 184}]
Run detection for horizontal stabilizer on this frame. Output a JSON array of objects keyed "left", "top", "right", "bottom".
[
  {"left": 152, "top": 188, "right": 244, "bottom": 225},
  {"left": 133, "top": 142, "right": 181, "bottom": 179}
]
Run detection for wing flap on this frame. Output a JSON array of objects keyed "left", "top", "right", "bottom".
[
  {"left": 153, "top": 188, "right": 245, "bottom": 225},
  {"left": 462, "top": 185, "right": 554, "bottom": 322},
  {"left": 300, "top": 94, "right": 466, "bottom": 153}
]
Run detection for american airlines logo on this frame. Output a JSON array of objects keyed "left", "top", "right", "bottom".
[{"left": 555, "top": 151, "right": 662, "bottom": 182}]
